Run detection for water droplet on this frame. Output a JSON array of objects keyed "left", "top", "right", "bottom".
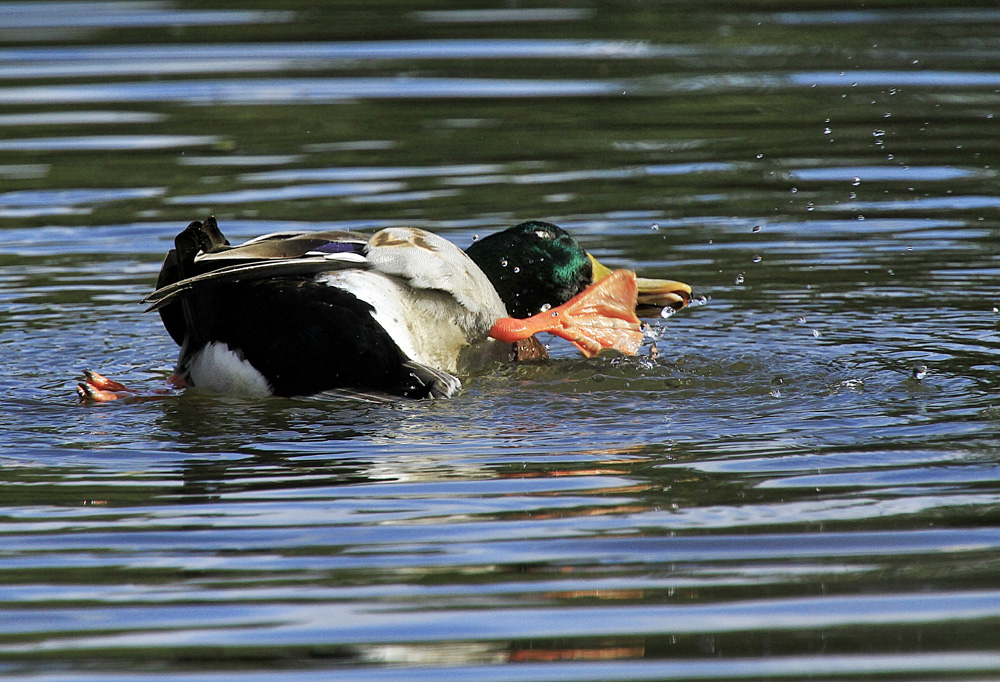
[
  {"left": 770, "top": 388, "right": 781, "bottom": 398},
  {"left": 693, "top": 295, "right": 708, "bottom": 306},
  {"left": 873, "top": 129, "right": 885, "bottom": 137},
  {"left": 651, "top": 223, "right": 660, "bottom": 231},
  {"left": 472, "top": 234, "right": 479, "bottom": 242},
  {"left": 735, "top": 273, "right": 745, "bottom": 285},
  {"left": 798, "top": 317, "right": 807, "bottom": 324},
  {"left": 500, "top": 259, "right": 508, "bottom": 267},
  {"left": 812, "top": 329, "right": 821, "bottom": 338},
  {"left": 540, "top": 303, "right": 552, "bottom": 312},
  {"left": 551, "top": 311, "right": 559, "bottom": 317},
  {"left": 851, "top": 177, "right": 861, "bottom": 186},
  {"left": 823, "top": 127, "right": 832, "bottom": 134},
  {"left": 756, "top": 153, "right": 764, "bottom": 159},
  {"left": 849, "top": 191, "right": 857, "bottom": 200},
  {"left": 913, "top": 364, "right": 927, "bottom": 380},
  {"left": 806, "top": 202, "right": 815, "bottom": 212},
  {"left": 752, "top": 255, "right": 762, "bottom": 263},
  {"left": 992, "top": 306, "right": 999, "bottom": 314},
  {"left": 752, "top": 225, "right": 762, "bottom": 233},
  {"left": 660, "top": 307, "right": 676, "bottom": 319},
  {"left": 513, "top": 266, "right": 520, "bottom": 273},
  {"left": 887, "top": 269, "right": 894, "bottom": 276},
  {"left": 790, "top": 187, "right": 798, "bottom": 194}
]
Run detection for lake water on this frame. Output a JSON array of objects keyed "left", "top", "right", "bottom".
[{"left": 3, "top": 2, "right": 1000, "bottom": 680}]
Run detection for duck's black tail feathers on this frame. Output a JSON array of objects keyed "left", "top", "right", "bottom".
[{"left": 155, "top": 217, "right": 230, "bottom": 347}]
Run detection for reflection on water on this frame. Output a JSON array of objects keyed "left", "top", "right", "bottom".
[
  {"left": 0, "top": 134, "right": 220, "bottom": 151},
  {"left": 1, "top": 2, "right": 292, "bottom": 34},
  {"left": 0, "top": 77, "right": 623, "bottom": 105},
  {"left": 2, "top": 1, "right": 1000, "bottom": 681},
  {"left": 0, "top": 39, "right": 689, "bottom": 76}
]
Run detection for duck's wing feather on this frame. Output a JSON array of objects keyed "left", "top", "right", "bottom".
[
  {"left": 196, "top": 230, "right": 369, "bottom": 262},
  {"left": 401, "top": 359, "right": 462, "bottom": 398},
  {"left": 367, "top": 227, "right": 506, "bottom": 320},
  {"left": 143, "top": 254, "right": 367, "bottom": 312},
  {"left": 144, "top": 231, "right": 370, "bottom": 312},
  {"left": 307, "top": 358, "right": 461, "bottom": 402}
]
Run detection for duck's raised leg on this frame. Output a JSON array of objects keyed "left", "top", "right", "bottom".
[{"left": 489, "top": 269, "right": 644, "bottom": 357}]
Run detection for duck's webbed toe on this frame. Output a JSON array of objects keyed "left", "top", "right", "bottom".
[{"left": 76, "top": 370, "right": 134, "bottom": 402}]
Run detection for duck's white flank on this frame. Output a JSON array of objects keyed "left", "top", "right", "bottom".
[
  {"left": 187, "top": 342, "right": 272, "bottom": 397},
  {"left": 318, "top": 269, "right": 482, "bottom": 374}
]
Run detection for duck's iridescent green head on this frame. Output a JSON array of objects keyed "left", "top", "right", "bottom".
[{"left": 466, "top": 220, "right": 592, "bottom": 319}]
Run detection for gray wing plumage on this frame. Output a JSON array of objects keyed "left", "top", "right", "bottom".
[{"left": 143, "top": 230, "right": 371, "bottom": 312}]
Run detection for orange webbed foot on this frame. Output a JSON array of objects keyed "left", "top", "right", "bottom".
[
  {"left": 77, "top": 370, "right": 185, "bottom": 403},
  {"left": 490, "top": 269, "right": 643, "bottom": 357},
  {"left": 77, "top": 370, "right": 135, "bottom": 402}
]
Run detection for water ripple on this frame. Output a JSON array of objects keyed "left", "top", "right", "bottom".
[
  {"left": 0, "top": 39, "right": 692, "bottom": 67},
  {"left": 166, "top": 181, "right": 404, "bottom": 205},
  {"left": 0, "top": 135, "right": 219, "bottom": 151},
  {"left": 4, "top": 588, "right": 999, "bottom": 650},
  {"left": 0, "top": 78, "right": 623, "bottom": 105},
  {"left": 0, "top": 2, "right": 292, "bottom": 31}
]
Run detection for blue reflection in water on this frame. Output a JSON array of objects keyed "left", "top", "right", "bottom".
[
  {"left": 0, "top": 187, "right": 164, "bottom": 207},
  {"left": 0, "top": 39, "right": 691, "bottom": 65},
  {"left": 792, "top": 70, "right": 1000, "bottom": 87},
  {"left": 0, "top": 135, "right": 219, "bottom": 150},
  {"left": 0, "top": 3, "right": 292, "bottom": 30},
  {"left": 167, "top": 182, "right": 404, "bottom": 205},
  {"left": 788, "top": 166, "right": 982, "bottom": 182},
  {"left": 243, "top": 164, "right": 506, "bottom": 183},
  {"left": 0, "top": 111, "right": 165, "bottom": 125},
  {"left": 0, "top": 78, "right": 623, "bottom": 105}
]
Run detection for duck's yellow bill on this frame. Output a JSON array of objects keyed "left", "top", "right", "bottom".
[
  {"left": 588, "top": 253, "right": 692, "bottom": 316},
  {"left": 489, "top": 269, "right": 643, "bottom": 357}
]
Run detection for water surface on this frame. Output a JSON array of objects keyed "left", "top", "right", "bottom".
[{"left": 2, "top": 2, "right": 1000, "bottom": 680}]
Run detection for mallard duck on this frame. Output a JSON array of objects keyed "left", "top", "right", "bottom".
[{"left": 78, "top": 218, "right": 691, "bottom": 401}]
